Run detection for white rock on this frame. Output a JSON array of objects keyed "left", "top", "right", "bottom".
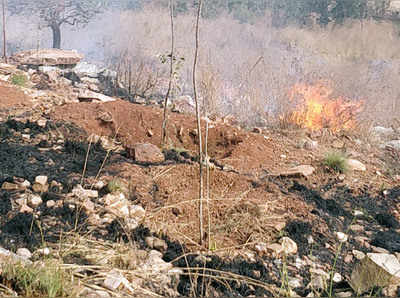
[
  {"left": 336, "top": 232, "right": 348, "bottom": 243},
  {"left": 353, "top": 210, "right": 364, "bottom": 217},
  {"left": 37, "top": 119, "right": 47, "bottom": 127},
  {"left": 72, "top": 185, "right": 98, "bottom": 199},
  {"left": 255, "top": 242, "right": 268, "bottom": 253},
  {"left": 46, "top": 200, "right": 56, "bottom": 208},
  {"left": 0, "top": 247, "right": 32, "bottom": 265},
  {"left": 288, "top": 277, "right": 303, "bottom": 288},
  {"left": 28, "top": 194, "right": 43, "bottom": 208},
  {"left": 143, "top": 250, "right": 173, "bottom": 272},
  {"left": 352, "top": 250, "right": 366, "bottom": 260},
  {"left": 347, "top": 159, "right": 366, "bottom": 171},
  {"left": 93, "top": 180, "right": 105, "bottom": 190},
  {"left": 16, "top": 248, "right": 32, "bottom": 259},
  {"left": 36, "top": 247, "right": 51, "bottom": 256},
  {"left": 333, "top": 272, "right": 342, "bottom": 283},
  {"left": 35, "top": 175, "right": 48, "bottom": 186},
  {"left": 350, "top": 253, "right": 400, "bottom": 294},
  {"left": 281, "top": 237, "right": 298, "bottom": 255}
]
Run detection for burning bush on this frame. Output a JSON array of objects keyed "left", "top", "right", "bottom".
[{"left": 286, "top": 82, "right": 363, "bottom": 132}]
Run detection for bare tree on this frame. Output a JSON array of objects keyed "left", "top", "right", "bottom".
[
  {"left": 9, "top": 0, "right": 105, "bottom": 49},
  {"left": 2, "top": 0, "right": 6, "bottom": 62},
  {"left": 193, "top": 0, "right": 204, "bottom": 245},
  {"left": 161, "top": 0, "right": 175, "bottom": 147}
]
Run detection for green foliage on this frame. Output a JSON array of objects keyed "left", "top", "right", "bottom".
[
  {"left": 2, "top": 261, "right": 68, "bottom": 298},
  {"left": 10, "top": 73, "right": 27, "bottom": 87},
  {"left": 106, "top": 178, "right": 124, "bottom": 193},
  {"left": 323, "top": 151, "right": 348, "bottom": 173}
]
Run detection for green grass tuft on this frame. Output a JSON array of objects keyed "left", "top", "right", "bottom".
[
  {"left": 10, "top": 73, "right": 28, "bottom": 87},
  {"left": 323, "top": 151, "right": 348, "bottom": 173},
  {"left": 2, "top": 261, "right": 69, "bottom": 298}
]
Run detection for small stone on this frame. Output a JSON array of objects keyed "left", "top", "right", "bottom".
[
  {"left": 1, "top": 182, "right": 20, "bottom": 191},
  {"left": 143, "top": 250, "right": 173, "bottom": 272},
  {"left": 383, "top": 190, "right": 390, "bottom": 196},
  {"left": 103, "top": 270, "right": 123, "bottom": 291},
  {"left": 266, "top": 243, "right": 282, "bottom": 255},
  {"left": 81, "top": 199, "right": 95, "bottom": 213},
  {"left": 288, "top": 277, "right": 303, "bottom": 288},
  {"left": 281, "top": 237, "right": 298, "bottom": 255},
  {"left": 37, "top": 119, "right": 47, "bottom": 127},
  {"left": 46, "top": 200, "right": 56, "bottom": 208},
  {"left": 280, "top": 154, "right": 287, "bottom": 159},
  {"left": 307, "top": 235, "right": 314, "bottom": 244},
  {"left": 35, "top": 175, "right": 48, "bottom": 186},
  {"left": 307, "top": 275, "right": 326, "bottom": 290},
  {"left": 304, "top": 139, "right": 318, "bottom": 150},
  {"left": 347, "top": 159, "right": 366, "bottom": 171},
  {"left": 36, "top": 247, "right": 50, "bottom": 256},
  {"left": 338, "top": 174, "right": 346, "bottom": 181},
  {"left": 274, "top": 222, "right": 286, "bottom": 231},
  {"left": 93, "top": 180, "right": 105, "bottom": 190},
  {"left": 20, "top": 204, "right": 33, "bottom": 213},
  {"left": 352, "top": 250, "right": 365, "bottom": 260},
  {"left": 128, "top": 143, "right": 165, "bottom": 164},
  {"left": 336, "top": 291, "right": 353, "bottom": 297},
  {"left": 333, "top": 272, "right": 342, "bottom": 283},
  {"left": 20, "top": 180, "right": 31, "bottom": 188},
  {"left": 353, "top": 210, "right": 364, "bottom": 217},
  {"left": 72, "top": 185, "right": 98, "bottom": 198},
  {"left": 336, "top": 232, "right": 348, "bottom": 243},
  {"left": 255, "top": 242, "right": 268, "bottom": 253},
  {"left": 344, "top": 254, "right": 353, "bottom": 263},
  {"left": 145, "top": 236, "right": 154, "bottom": 248},
  {"left": 28, "top": 194, "right": 43, "bottom": 208},
  {"left": 16, "top": 197, "right": 27, "bottom": 206},
  {"left": 153, "top": 238, "right": 168, "bottom": 252},
  {"left": 16, "top": 248, "right": 32, "bottom": 259},
  {"left": 147, "top": 129, "right": 154, "bottom": 137},
  {"left": 371, "top": 246, "right": 390, "bottom": 254},
  {"left": 22, "top": 134, "right": 30, "bottom": 140},
  {"left": 350, "top": 224, "right": 364, "bottom": 233},
  {"left": 32, "top": 182, "right": 49, "bottom": 193}
]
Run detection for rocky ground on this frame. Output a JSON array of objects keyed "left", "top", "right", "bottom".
[{"left": 0, "top": 51, "right": 399, "bottom": 297}]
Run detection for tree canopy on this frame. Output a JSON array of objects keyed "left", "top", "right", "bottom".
[{"left": 9, "top": 0, "right": 107, "bottom": 49}]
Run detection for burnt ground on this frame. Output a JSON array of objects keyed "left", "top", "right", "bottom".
[{"left": 0, "top": 83, "right": 399, "bottom": 297}]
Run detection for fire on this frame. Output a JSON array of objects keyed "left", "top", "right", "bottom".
[{"left": 288, "top": 82, "right": 363, "bottom": 132}]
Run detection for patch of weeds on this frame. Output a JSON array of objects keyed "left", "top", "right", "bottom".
[
  {"left": 10, "top": 73, "right": 28, "bottom": 87},
  {"left": 1, "top": 260, "right": 70, "bottom": 298},
  {"left": 323, "top": 151, "right": 348, "bottom": 173},
  {"left": 106, "top": 178, "right": 125, "bottom": 193}
]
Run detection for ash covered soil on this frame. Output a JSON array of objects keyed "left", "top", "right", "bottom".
[{"left": 0, "top": 79, "right": 399, "bottom": 297}]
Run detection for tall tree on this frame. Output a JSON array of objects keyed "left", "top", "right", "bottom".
[{"left": 9, "top": 0, "right": 106, "bottom": 49}]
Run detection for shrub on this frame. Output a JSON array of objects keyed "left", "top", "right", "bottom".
[
  {"left": 10, "top": 73, "right": 28, "bottom": 87},
  {"left": 323, "top": 151, "right": 348, "bottom": 173},
  {"left": 2, "top": 261, "right": 68, "bottom": 298}
]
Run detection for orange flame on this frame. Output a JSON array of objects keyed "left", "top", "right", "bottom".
[{"left": 288, "top": 82, "right": 363, "bottom": 132}]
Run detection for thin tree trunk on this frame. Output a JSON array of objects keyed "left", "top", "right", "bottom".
[
  {"left": 50, "top": 23, "right": 61, "bottom": 49},
  {"left": 2, "top": 0, "right": 6, "bottom": 63},
  {"left": 162, "top": 0, "right": 175, "bottom": 147},
  {"left": 193, "top": 0, "right": 204, "bottom": 246}
]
